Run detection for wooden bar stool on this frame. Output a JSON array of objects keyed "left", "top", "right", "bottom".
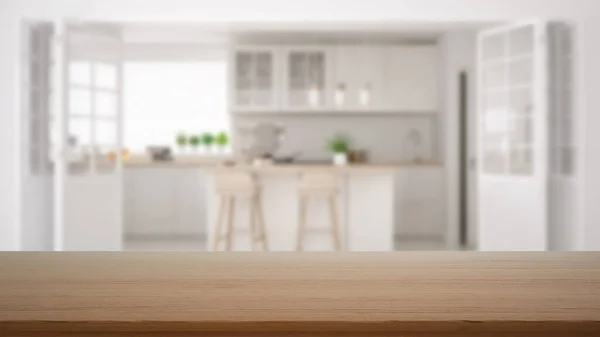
[
  {"left": 212, "top": 172, "right": 269, "bottom": 252},
  {"left": 296, "top": 172, "right": 342, "bottom": 251}
]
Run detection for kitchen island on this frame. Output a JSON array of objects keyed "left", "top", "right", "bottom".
[
  {"left": 203, "top": 163, "right": 402, "bottom": 251},
  {"left": 124, "top": 157, "right": 445, "bottom": 251}
]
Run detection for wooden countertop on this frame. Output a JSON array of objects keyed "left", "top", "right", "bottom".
[
  {"left": 124, "top": 155, "right": 441, "bottom": 172},
  {"left": 1, "top": 253, "right": 599, "bottom": 336}
]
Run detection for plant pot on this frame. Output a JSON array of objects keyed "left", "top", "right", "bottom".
[{"left": 333, "top": 153, "right": 348, "bottom": 166}]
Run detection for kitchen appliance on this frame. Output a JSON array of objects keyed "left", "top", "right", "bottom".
[
  {"left": 348, "top": 149, "right": 368, "bottom": 163},
  {"left": 237, "top": 122, "right": 286, "bottom": 163},
  {"left": 146, "top": 146, "right": 173, "bottom": 161}
]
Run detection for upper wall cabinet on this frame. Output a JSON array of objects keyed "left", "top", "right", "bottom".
[
  {"left": 331, "top": 46, "right": 388, "bottom": 111},
  {"left": 229, "top": 44, "right": 439, "bottom": 113},
  {"left": 385, "top": 46, "right": 439, "bottom": 112},
  {"left": 230, "top": 47, "right": 280, "bottom": 112},
  {"left": 282, "top": 47, "right": 331, "bottom": 110}
]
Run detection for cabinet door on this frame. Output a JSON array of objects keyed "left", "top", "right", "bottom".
[
  {"left": 331, "top": 46, "right": 360, "bottom": 110},
  {"left": 395, "top": 168, "right": 445, "bottom": 239},
  {"left": 331, "top": 46, "right": 387, "bottom": 111},
  {"left": 387, "top": 46, "right": 439, "bottom": 112},
  {"left": 231, "top": 47, "right": 278, "bottom": 111},
  {"left": 283, "top": 47, "right": 329, "bottom": 110},
  {"left": 360, "top": 47, "right": 387, "bottom": 110},
  {"left": 130, "top": 169, "right": 175, "bottom": 236},
  {"left": 173, "top": 169, "right": 206, "bottom": 237}
]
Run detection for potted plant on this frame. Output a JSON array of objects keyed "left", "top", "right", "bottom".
[
  {"left": 214, "top": 131, "right": 229, "bottom": 152},
  {"left": 189, "top": 135, "right": 201, "bottom": 152},
  {"left": 175, "top": 132, "right": 188, "bottom": 153},
  {"left": 327, "top": 133, "right": 351, "bottom": 166},
  {"left": 201, "top": 132, "right": 215, "bottom": 153}
]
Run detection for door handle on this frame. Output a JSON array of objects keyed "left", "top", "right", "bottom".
[{"left": 469, "top": 157, "right": 477, "bottom": 170}]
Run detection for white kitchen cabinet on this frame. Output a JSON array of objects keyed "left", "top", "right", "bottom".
[
  {"left": 331, "top": 46, "right": 388, "bottom": 111},
  {"left": 230, "top": 46, "right": 280, "bottom": 112},
  {"left": 229, "top": 43, "right": 439, "bottom": 114},
  {"left": 172, "top": 169, "right": 206, "bottom": 236},
  {"left": 394, "top": 167, "right": 445, "bottom": 239},
  {"left": 281, "top": 46, "right": 331, "bottom": 110},
  {"left": 124, "top": 168, "right": 206, "bottom": 238},
  {"left": 126, "top": 168, "right": 175, "bottom": 236},
  {"left": 385, "top": 46, "right": 439, "bottom": 112},
  {"left": 347, "top": 173, "right": 395, "bottom": 251}
]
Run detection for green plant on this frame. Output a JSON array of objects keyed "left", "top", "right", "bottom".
[
  {"left": 175, "top": 133, "right": 188, "bottom": 147},
  {"left": 327, "top": 133, "right": 351, "bottom": 154},
  {"left": 201, "top": 132, "right": 215, "bottom": 147},
  {"left": 215, "top": 131, "right": 229, "bottom": 147},
  {"left": 189, "top": 135, "right": 201, "bottom": 147}
]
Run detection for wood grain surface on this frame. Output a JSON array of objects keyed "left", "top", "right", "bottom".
[{"left": 1, "top": 252, "right": 599, "bottom": 336}]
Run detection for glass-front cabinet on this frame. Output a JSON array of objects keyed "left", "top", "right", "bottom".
[
  {"left": 282, "top": 47, "right": 330, "bottom": 110},
  {"left": 231, "top": 47, "right": 279, "bottom": 111}
]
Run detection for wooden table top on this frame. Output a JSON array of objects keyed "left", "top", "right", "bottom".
[{"left": 1, "top": 252, "right": 599, "bottom": 336}]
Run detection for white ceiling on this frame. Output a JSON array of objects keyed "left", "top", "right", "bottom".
[{"left": 118, "top": 21, "right": 493, "bottom": 44}]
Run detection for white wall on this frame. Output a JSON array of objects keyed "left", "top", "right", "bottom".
[{"left": 2, "top": 0, "right": 599, "bottom": 250}]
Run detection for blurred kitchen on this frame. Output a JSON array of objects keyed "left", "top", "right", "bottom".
[
  {"left": 119, "top": 23, "right": 450, "bottom": 252},
  {"left": 22, "top": 20, "right": 575, "bottom": 252}
]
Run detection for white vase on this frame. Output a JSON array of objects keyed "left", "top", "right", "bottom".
[{"left": 333, "top": 153, "right": 347, "bottom": 166}]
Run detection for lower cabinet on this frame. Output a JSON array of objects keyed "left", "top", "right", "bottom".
[
  {"left": 124, "top": 168, "right": 207, "bottom": 238},
  {"left": 394, "top": 168, "right": 446, "bottom": 243}
]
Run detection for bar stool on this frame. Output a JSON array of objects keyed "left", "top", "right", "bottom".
[
  {"left": 212, "top": 172, "right": 269, "bottom": 251},
  {"left": 296, "top": 172, "right": 342, "bottom": 251}
]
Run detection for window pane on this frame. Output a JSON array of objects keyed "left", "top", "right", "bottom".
[
  {"left": 69, "top": 88, "right": 91, "bottom": 115},
  {"left": 96, "top": 120, "right": 117, "bottom": 145},
  {"left": 509, "top": 147, "right": 533, "bottom": 175},
  {"left": 509, "top": 25, "right": 534, "bottom": 56},
  {"left": 482, "top": 64, "right": 505, "bottom": 89},
  {"left": 95, "top": 63, "right": 117, "bottom": 89},
  {"left": 69, "top": 62, "right": 92, "bottom": 85},
  {"left": 483, "top": 149, "right": 507, "bottom": 174},
  {"left": 124, "top": 61, "right": 229, "bottom": 153},
  {"left": 482, "top": 33, "right": 506, "bottom": 61},
  {"left": 509, "top": 57, "right": 533, "bottom": 85},
  {"left": 96, "top": 92, "right": 117, "bottom": 117}
]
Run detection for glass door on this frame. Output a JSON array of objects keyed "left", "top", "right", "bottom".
[
  {"left": 284, "top": 48, "right": 328, "bottom": 110},
  {"left": 232, "top": 48, "right": 276, "bottom": 111},
  {"left": 53, "top": 22, "right": 124, "bottom": 251},
  {"left": 477, "top": 20, "right": 549, "bottom": 251}
]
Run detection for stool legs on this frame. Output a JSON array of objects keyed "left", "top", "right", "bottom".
[
  {"left": 296, "top": 195, "right": 308, "bottom": 251},
  {"left": 212, "top": 196, "right": 228, "bottom": 251},
  {"left": 249, "top": 197, "right": 257, "bottom": 251},
  {"left": 225, "top": 197, "right": 236, "bottom": 251},
  {"left": 254, "top": 195, "right": 269, "bottom": 251},
  {"left": 296, "top": 195, "right": 342, "bottom": 251},
  {"left": 212, "top": 194, "right": 269, "bottom": 252},
  {"left": 328, "top": 195, "right": 341, "bottom": 251}
]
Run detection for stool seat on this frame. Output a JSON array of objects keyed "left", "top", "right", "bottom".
[{"left": 212, "top": 172, "right": 268, "bottom": 252}]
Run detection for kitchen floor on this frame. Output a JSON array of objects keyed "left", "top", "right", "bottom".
[{"left": 124, "top": 238, "right": 450, "bottom": 251}]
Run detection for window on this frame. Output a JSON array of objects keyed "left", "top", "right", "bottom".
[{"left": 123, "top": 62, "right": 229, "bottom": 153}]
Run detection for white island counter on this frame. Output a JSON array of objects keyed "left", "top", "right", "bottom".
[{"left": 202, "top": 164, "right": 401, "bottom": 251}]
